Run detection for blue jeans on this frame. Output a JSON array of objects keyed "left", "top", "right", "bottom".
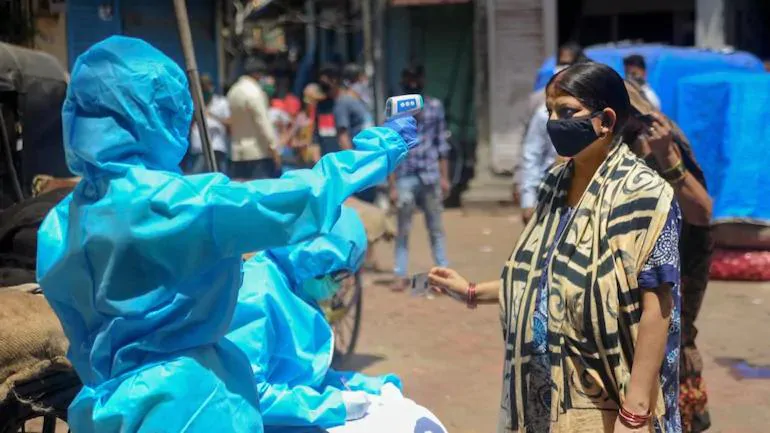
[
  {"left": 394, "top": 175, "right": 448, "bottom": 277},
  {"left": 230, "top": 158, "right": 277, "bottom": 180},
  {"left": 182, "top": 151, "right": 228, "bottom": 175}
]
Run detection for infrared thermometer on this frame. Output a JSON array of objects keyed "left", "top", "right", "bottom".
[{"left": 385, "top": 94, "right": 424, "bottom": 120}]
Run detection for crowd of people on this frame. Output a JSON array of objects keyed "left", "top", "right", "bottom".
[{"left": 183, "top": 58, "right": 453, "bottom": 282}]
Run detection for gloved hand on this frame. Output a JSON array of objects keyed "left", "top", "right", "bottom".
[
  {"left": 380, "top": 382, "right": 403, "bottom": 400},
  {"left": 342, "top": 390, "right": 371, "bottom": 421},
  {"left": 383, "top": 116, "right": 419, "bottom": 150}
]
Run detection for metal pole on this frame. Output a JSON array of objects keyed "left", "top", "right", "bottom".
[
  {"left": 173, "top": 0, "right": 218, "bottom": 172},
  {"left": 361, "top": 0, "right": 374, "bottom": 80},
  {"left": 372, "top": 0, "right": 386, "bottom": 124}
]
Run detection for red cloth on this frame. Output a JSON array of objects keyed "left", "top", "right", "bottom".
[
  {"left": 710, "top": 249, "right": 770, "bottom": 281},
  {"left": 284, "top": 94, "right": 301, "bottom": 116}
]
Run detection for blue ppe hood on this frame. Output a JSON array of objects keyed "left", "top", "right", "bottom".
[
  {"left": 228, "top": 207, "right": 401, "bottom": 430},
  {"left": 62, "top": 36, "right": 192, "bottom": 178},
  {"left": 269, "top": 206, "right": 367, "bottom": 287}
]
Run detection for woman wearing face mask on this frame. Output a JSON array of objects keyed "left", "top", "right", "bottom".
[
  {"left": 227, "top": 206, "right": 446, "bottom": 432},
  {"left": 430, "top": 62, "right": 681, "bottom": 433}
]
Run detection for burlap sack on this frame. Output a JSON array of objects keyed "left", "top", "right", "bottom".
[
  {"left": 344, "top": 197, "right": 395, "bottom": 243},
  {"left": 0, "top": 286, "right": 71, "bottom": 402}
]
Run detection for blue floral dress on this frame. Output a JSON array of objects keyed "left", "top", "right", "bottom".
[{"left": 527, "top": 201, "right": 683, "bottom": 433}]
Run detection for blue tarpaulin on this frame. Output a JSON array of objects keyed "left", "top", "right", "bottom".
[
  {"left": 534, "top": 45, "right": 764, "bottom": 120},
  {"left": 677, "top": 72, "right": 770, "bottom": 225}
]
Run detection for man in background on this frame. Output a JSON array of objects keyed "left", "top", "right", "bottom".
[
  {"left": 314, "top": 65, "right": 343, "bottom": 156},
  {"left": 227, "top": 58, "right": 280, "bottom": 180},
  {"left": 390, "top": 65, "right": 450, "bottom": 291},
  {"left": 186, "top": 74, "right": 230, "bottom": 175},
  {"left": 344, "top": 63, "right": 374, "bottom": 111},
  {"left": 624, "top": 54, "right": 661, "bottom": 109},
  {"left": 517, "top": 102, "right": 556, "bottom": 225},
  {"left": 316, "top": 64, "right": 373, "bottom": 153},
  {"left": 511, "top": 42, "right": 586, "bottom": 205}
]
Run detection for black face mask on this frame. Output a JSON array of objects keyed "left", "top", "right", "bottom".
[
  {"left": 546, "top": 111, "right": 603, "bottom": 157},
  {"left": 402, "top": 84, "right": 422, "bottom": 94},
  {"left": 630, "top": 75, "right": 646, "bottom": 86}
]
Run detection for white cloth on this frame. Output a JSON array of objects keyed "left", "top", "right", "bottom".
[
  {"left": 226, "top": 75, "right": 277, "bottom": 161},
  {"left": 641, "top": 83, "right": 662, "bottom": 110},
  {"left": 517, "top": 102, "right": 557, "bottom": 209},
  {"left": 328, "top": 386, "right": 448, "bottom": 433},
  {"left": 342, "top": 391, "right": 371, "bottom": 421},
  {"left": 190, "top": 94, "right": 230, "bottom": 154}
]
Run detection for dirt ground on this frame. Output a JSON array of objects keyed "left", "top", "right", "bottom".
[{"left": 352, "top": 208, "right": 770, "bottom": 433}]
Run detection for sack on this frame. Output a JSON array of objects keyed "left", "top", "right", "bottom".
[
  {"left": 0, "top": 186, "right": 73, "bottom": 287},
  {"left": 0, "top": 287, "right": 71, "bottom": 402},
  {"left": 709, "top": 249, "right": 770, "bottom": 281}
]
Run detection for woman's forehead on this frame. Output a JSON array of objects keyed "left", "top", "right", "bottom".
[{"left": 546, "top": 88, "right": 582, "bottom": 108}]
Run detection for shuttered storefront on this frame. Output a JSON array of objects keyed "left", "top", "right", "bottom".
[
  {"left": 66, "top": 0, "right": 122, "bottom": 69},
  {"left": 67, "top": 0, "right": 218, "bottom": 84}
]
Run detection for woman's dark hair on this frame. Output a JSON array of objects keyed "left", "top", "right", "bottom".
[{"left": 546, "top": 62, "right": 631, "bottom": 133}]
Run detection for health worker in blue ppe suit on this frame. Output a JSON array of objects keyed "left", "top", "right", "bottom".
[
  {"left": 227, "top": 206, "right": 402, "bottom": 432},
  {"left": 36, "top": 36, "right": 418, "bottom": 433}
]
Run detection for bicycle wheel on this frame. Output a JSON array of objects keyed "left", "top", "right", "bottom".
[{"left": 327, "top": 272, "right": 363, "bottom": 368}]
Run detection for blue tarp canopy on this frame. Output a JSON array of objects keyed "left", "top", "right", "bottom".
[
  {"left": 677, "top": 72, "right": 770, "bottom": 225},
  {"left": 533, "top": 44, "right": 764, "bottom": 120}
]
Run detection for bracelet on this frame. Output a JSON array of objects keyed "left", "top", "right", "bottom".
[
  {"left": 660, "top": 159, "right": 686, "bottom": 183},
  {"left": 466, "top": 283, "right": 477, "bottom": 309},
  {"left": 661, "top": 159, "right": 684, "bottom": 175},
  {"left": 618, "top": 406, "right": 651, "bottom": 429}
]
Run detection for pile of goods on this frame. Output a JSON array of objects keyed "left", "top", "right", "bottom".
[{"left": 678, "top": 73, "right": 770, "bottom": 281}]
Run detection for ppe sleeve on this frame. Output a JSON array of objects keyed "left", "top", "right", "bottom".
[
  {"left": 322, "top": 369, "right": 403, "bottom": 395},
  {"left": 258, "top": 382, "right": 347, "bottom": 428},
  {"left": 207, "top": 126, "right": 409, "bottom": 257}
]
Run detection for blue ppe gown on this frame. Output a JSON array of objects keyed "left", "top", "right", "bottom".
[
  {"left": 36, "top": 36, "right": 413, "bottom": 433},
  {"left": 227, "top": 206, "right": 401, "bottom": 432}
]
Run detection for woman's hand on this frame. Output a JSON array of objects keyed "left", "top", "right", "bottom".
[
  {"left": 613, "top": 416, "right": 647, "bottom": 433},
  {"left": 644, "top": 112, "right": 674, "bottom": 159},
  {"left": 428, "top": 267, "right": 469, "bottom": 301}
]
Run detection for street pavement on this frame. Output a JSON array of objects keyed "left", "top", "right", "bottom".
[
  {"left": 353, "top": 208, "right": 770, "bottom": 433},
  {"left": 31, "top": 207, "right": 770, "bottom": 433}
]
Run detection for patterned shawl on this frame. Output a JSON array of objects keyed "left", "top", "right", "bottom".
[{"left": 498, "top": 143, "right": 674, "bottom": 432}]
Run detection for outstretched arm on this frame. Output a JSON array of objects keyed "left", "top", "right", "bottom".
[{"left": 162, "top": 121, "right": 415, "bottom": 257}]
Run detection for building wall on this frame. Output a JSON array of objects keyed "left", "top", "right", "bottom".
[
  {"left": 33, "top": 12, "right": 68, "bottom": 69},
  {"left": 487, "top": 0, "right": 545, "bottom": 174}
]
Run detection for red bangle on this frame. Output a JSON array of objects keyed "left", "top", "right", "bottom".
[
  {"left": 618, "top": 406, "right": 650, "bottom": 429},
  {"left": 466, "top": 283, "right": 477, "bottom": 309}
]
